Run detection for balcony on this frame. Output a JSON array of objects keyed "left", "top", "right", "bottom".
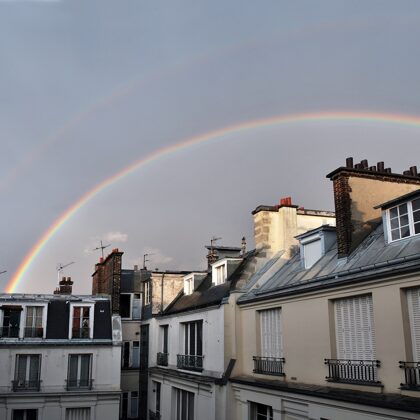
[
  {"left": 325, "top": 359, "right": 381, "bottom": 386},
  {"left": 12, "top": 380, "right": 41, "bottom": 392},
  {"left": 177, "top": 354, "right": 204, "bottom": 372},
  {"left": 24, "top": 327, "right": 43, "bottom": 338},
  {"left": 400, "top": 361, "right": 420, "bottom": 390},
  {"left": 66, "top": 379, "right": 93, "bottom": 390},
  {"left": 149, "top": 410, "right": 161, "bottom": 420},
  {"left": 0, "top": 326, "right": 19, "bottom": 338},
  {"left": 71, "top": 327, "right": 90, "bottom": 339},
  {"left": 253, "top": 356, "right": 285, "bottom": 376},
  {"left": 157, "top": 352, "right": 168, "bottom": 367}
]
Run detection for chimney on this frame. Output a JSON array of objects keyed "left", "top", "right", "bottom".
[
  {"left": 241, "top": 236, "right": 247, "bottom": 256},
  {"left": 91, "top": 248, "right": 124, "bottom": 314},
  {"left": 327, "top": 157, "right": 420, "bottom": 258},
  {"left": 54, "top": 276, "right": 74, "bottom": 295}
]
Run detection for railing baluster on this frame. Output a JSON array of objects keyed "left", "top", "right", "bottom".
[
  {"left": 325, "top": 359, "right": 381, "bottom": 385},
  {"left": 399, "top": 361, "right": 420, "bottom": 389}
]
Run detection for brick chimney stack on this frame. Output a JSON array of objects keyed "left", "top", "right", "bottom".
[
  {"left": 327, "top": 157, "right": 420, "bottom": 258},
  {"left": 53, "top": 276, "right": 74, "bottom": 295}
]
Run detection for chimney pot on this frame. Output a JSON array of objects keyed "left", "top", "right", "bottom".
[
  {"left": 377, "top": 162, "right": 385, "bottom": 172},
  {"left": 369, "top": 166, "right": 377, "bottom": 171},
  {"left": 355, "top": 163, "right": 362, "bottom": 169},
  {"left": 134, "top": 264, "right": 138, "bottom": 271},
  {"left": 410, "top": 166, "right": 418, "bottom": 176},
  {"left": 361, "top": 159, "right": 368, "bottom": 169},
  {"left": 385, "top": 168, "right": 392, "bottom": 173},
  {"left": 99, "top": 257, "right": 104, "bottom": 263},
  {"left": 345, "top": 157, "right": 354, "bottom": 168},
  {"left": 403, "top": 170, "right": 411, "bottom": 176}
]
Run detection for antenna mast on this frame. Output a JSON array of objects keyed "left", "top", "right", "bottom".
[
  {"left": 143, "top": 253, "right": 154, "bottom": 270},
  {"left": 56, "top": 262, "right": 75, "bottom": 285},
  {"left": 0, "top": 270, "right": 6, "bottom": 276},
  {"left": 93, "top": 240, "right": 111, "bottom": 259}
]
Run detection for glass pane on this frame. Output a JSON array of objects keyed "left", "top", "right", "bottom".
[
  {"left": 415, "top": 223, "right": 420, "bottom": 234},
  {"left": 68, "top": 355, "right": 78, "bottom": 381},
  {"left": 26, "top": 307, "right": 34, "bottom": 328},
  {"left": 413, "top": 198, "right": 420, "bottom": 211},
  {"left": 400, "top": 214, "right": 409, "bottom": 226},
  {"left": 181, "top": 390, "right": 187, "bottom": 420},
  {"left": 399, "top": 203, "right": 408, "bottom": 215},
  {"left": 17, "top": 355, "right": 27, "bottom": 381},
  {"left": 188, "top": 392, "right": 194, "bottom": 420},
  {"left": 196, "top": 322, "right": 203, "bottom": 356},
  {"left": 35, "top": 307, "right": 43, "bottom": 327},
  {"left": 12, "top": 410, "right": 24, "bottom": 420},
  {"left": 189, "top": 323, "right": 196, "bottom": 356},
  {"left": 390, "top": 207, "right": 398, "bottom": 218},
  {"left": 414, "top": 210, "right": 420, "bottom": 223},
  {"left": 391, "top": 229, "right": 400, "bottom": 241},
  {"left": 163, "top": 326, "right": 168, "bottom": 353},
  {"left": 80, "top": 355, "right": 90, "bottom": 381},
  {"left": 29, "top": 356, "right": 39, "bottom": 382},
  {"left": 130, "top": 392, "right": 138, "bottom": 417},
  {"left": 27, "top": 409, "right": 38, "bottom": 420},
  {"left": 390, "top": 218, "right": 399, "bottom": 229},
  {"left": 401, "top": 225, "right": 410, "bottom": 238}
]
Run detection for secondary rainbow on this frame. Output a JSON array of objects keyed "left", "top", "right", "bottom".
[{"left": 7, "top": 111, "right": 420, "bottom": 292}]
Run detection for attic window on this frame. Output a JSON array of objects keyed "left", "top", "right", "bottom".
[
  {"left": 302, "top": 239, "right": 322, "bottom": 269},
  {"left": 213, "top": 262, "right": 227, "bottom": 285},
  {"left": 184, "top": 276, "right": 194, "bottom": 295},
  {"left": 387, "top": 198, "right": 420, "bottom": 242}
]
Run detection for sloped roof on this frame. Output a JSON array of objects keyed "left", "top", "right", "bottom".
[
  {"left": 162, "top": 251, "right": 256, "bottom": 316},
  {"left": 239, "top": 223, "right": 420, "bottom": 303}
]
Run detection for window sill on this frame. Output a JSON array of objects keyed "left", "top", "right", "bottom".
[{"left": 326, "top": 378, "right": 383, "bottom": 387}]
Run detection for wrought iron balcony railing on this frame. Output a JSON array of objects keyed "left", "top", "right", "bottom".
[
  {"left": 24, "top": 327, "right": 43, "bottom": 338},
  {"left": 71, "top": 327, "right": 90, "bottom": 339},
  {"left": 12, "top": 380, "right": 41, "bottom": 391},
  {"left": 325, "top": 359, "right": 381, "bottom": 385},
  {"left": 157, "top": 352, "right": 168, "bottom": 366},
  {"left": 66, "top": 378, "right": 93, "bottom": 390},
  {"left": 253, "top": 356, "right": 285, "bottom": 376},
  {"left": 177, "top": 354, "right": 204, "bottom": 372},
  {"left": 0, "top": 326, "right": 20, "bottom": 338},
  {"left": 149, "top": 410, "right": 161, "bottom": 420},
  {"left": 399, "top": 361, "right": 420, "bottom": 390}
]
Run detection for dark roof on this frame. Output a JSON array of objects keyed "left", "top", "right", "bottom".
[
  {"left": 204, "top": 245, "right": 241, "bottom": 252},
  {"left": 238, "top": 223, "right": 420, "bottom": 304},
  {"left": 374, "top": 189, "right": 420, "bottom": 210},
  {"left": 162, "top": 251, "right": 256, "bottom": 316}
]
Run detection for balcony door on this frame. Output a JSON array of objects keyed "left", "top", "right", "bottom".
[{"left": 2, "top": 306, "right": 21, "bottom": 337}]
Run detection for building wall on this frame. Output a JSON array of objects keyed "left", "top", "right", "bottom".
[
  {"left": 150, "top": 273, "right": 185, "bottom": 315},
  {"left": 237, "top": 273, "right": 420, "bottom": 395}
]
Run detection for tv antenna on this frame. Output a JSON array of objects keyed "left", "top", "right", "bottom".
[
  {"left": 93, "top": 240, "right": 110, "bottom": 258},
  {"left": 56, "top": 262, "right": 75, "bottom": 285},
  {"left": 0, "top": 270, "right": 6, "bottom": 276},
  {"left": 143, "top": 253, "right": 154, "bottom": 270}
]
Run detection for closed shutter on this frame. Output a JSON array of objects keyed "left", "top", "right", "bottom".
[
  {"left": 260, "top": 308, "right": 282, "bottom": 358},
  {"left": 65, "top": 408, "right": 90, "bottom": 420},
  {"left": 407, "top": 287, "right": 420, "bottom": 361},
  {"left": 303, "top": 239, "right": 322, "bottom": 268},
  {"left": 335, "top": 295, "right": 375, "bottom": 360}
]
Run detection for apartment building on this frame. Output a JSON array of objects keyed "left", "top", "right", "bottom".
[
  {"left": 0, "top": 278, "right": 122, "bottom": 420},
  {"left": 230, "top": 158, "right": 420, "bottom": 419}
]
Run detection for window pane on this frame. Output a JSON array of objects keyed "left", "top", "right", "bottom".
[
  {"left": 400, "top": 214, "right": 409, "bottom": 227},
  {"left": 29, "top": 356, "right": 39, "bottom": 382},
  {"left": 130, "top": 392, "right": 138, "bottom": 418},
  {"left": 413, "top": 198, "right": 420, "bottom": 211},
  {"left": 414, "top": 210, "right": 420, "bottom": 224},
  {"left": 196, "top": 322, "right": 203, "bottom": 356},
  {"left": 391, "top": 229, "right": 400, "bottom": 241},
  {"left": 132, "top": 341, "right": 140, "bottom": 368},
  {"left": 68, "top": 355, "right": 78, "bottom": 381},
  {"left": 399, "top": 203, "right": 408, "bottom": 215},
  {"left": 17, "top": 355, "right": 27, "bottom": 381},
  {"left": 390, "top": 218, "right": 399, "bottom": 229},
  {"left": 415, "top": 223, "right": 420, "bottom": 234},
  {"left": 189, "top": 323, "right": 196, "bottom": 356},
  {"left": 390, "top": 207, "right": 398, "bottom": 218},
  {"left": 120, "top": 294, "right": 131, "bottom": 318},
  {"left": 401, "top": 225, "right": 410, "bottom": 238},
  {"left": 80, "top": 355, "right": 90, "bottom": 382}
]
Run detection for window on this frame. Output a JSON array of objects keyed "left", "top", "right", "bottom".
[
  {"left": 335, "top": 295, "right": 376, "bottom": 360},
  {"left": 302, "top": 239, "right": 322, "bottom": 269},
  {"left": 1, "top": 306, "right": 21, "bottom": 338},
  {"left": 388, "top": 198, "right": 420, "bottom": 242},
  {"left": 12, "top": 410, "right": 37, "bottom": 420},
  {"left": 184, "top": 321, "right": 202, "bottom": 357},
  {"left": 407, "top": 287, "right": 420, "bottom": 362},
  {"left": 72, "top": 306, "right": 90, "bottom": 339},
  {"left": 213, "top": 263, "right": 226, "bottom": 285},
  {"left": 174, "top": 388, "right": 194, "bottom": 420},
  {"left": 249, "top": 402, "right": 273, "bottom": 420},
  {"left": 162, "top": 325, "right": 168, "bottom": 354},
  {"left": 67, "top": 354, "right": 92, "bottom": 389},
  {"left": 25, "top": 307, "right": 43, "bottom": 338},
  {"left": 14, "top": 355, "right": 41, "bottom": 390},
  {"left": 260, "top": 308, "right": 282, "bottom": 358},
  {"left": 132, "top": 293, "right": 141, "bottom": 319},
  {"left": 65, "top": 408, "right": 90, "bottom": 420},
  {"left": 122, "top": 341, "right": 140, "bottom": 368},
  {"left": 184, "top": 277, "right": 194, "bottom": 295},
  {"left": 154, "top": 381, "right": 161, "bottom": 416},
  {"left": 121, "top": 392, "right": 128, "bottom": 418},
  {"left": 144, "top": 281, "right": 152, "bottom": 305},
  {"left": 130, "top": 391, "right": 138, "bottom": 418},
  {"left": 120, "top": 294, "right": 131, "bottom": 318}
]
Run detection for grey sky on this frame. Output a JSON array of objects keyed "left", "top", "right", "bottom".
[{"left": 1, "top": 1, "right": 420, "bottom": 293}]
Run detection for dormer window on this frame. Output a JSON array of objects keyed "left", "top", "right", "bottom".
[
  {"left": 387, "top": 198, "right": 420, "bottom": 242},
  {"left": 213, "top": 261, "right": 227, "bottom": 285},
  {"left": 302, "top": 239, "right": 322, "bottom": 269},
  {"left": 69, "top": 303, "right": 94, "bottom": 339},
  {"left": 184, "top": 276, "right": 194, "bottom": 295}
]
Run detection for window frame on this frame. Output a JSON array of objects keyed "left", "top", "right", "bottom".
[
  {"left": 258, "top": 308, "right": 283, "bottom": 358},
  {"left": 67, "top": 353, "right": 93, "bottom": 389},
  {"left": 173, "top": 387, "right": 195, "bottom": 420},
  {"left": 183, "top": 320, "right": 203, "bottom": 356},
  {"left": 212, "top": 261, "right": 227, "bottom": 285},
  {"left": 386, "top": 198, "right": 420, "bottom": 243},
  {"left": 14, "top": 354, "right": 41, "bottom": 389},
  {"left": 144, "top": 281, "right": 152, "bottom": 305},
  {"left": 68, "top": 303, "right": 94, "bottom": 339}
]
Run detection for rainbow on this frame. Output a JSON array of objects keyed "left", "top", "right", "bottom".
[{"left": 7, "top": 110, "right": 420, "bottom": 292}]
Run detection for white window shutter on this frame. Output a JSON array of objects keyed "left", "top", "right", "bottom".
[
  {"left": 260, "top": 309, "right": 282, "bottom": 358},
  {"left": 408, "top": 288, "right": 420, "bottom": 361}
]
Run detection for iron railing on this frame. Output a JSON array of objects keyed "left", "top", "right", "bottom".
[
  {"left": 24, "top": 327, "right": 43, "bottom": 338},
  {"left": 325, "top": 359, "right": 381, "bottom": 385},
  {"left": 157, "top": 352, "right": 168, "bottom": 366},
  {"left": 0, "top": 326, "right": 20, "bottom": 338},
  {"left": 177, "top": 354, "right": 204, "bottom": 372},
  {"left": 149, "top": 410, "right": 161, "bottom": 420},
  {"left": 253, "top": 356, "right": 285, "bottom": 376},
  {"left": 66, "top": 378, "right": 93, "bottom": 390},
  {"left": 12, "top": 380, "right": 41, "bottom": 391},
  {"left": 71, "top": 327, "right": 90, "bottom": 339},
  {"left": 399, "top": 361, "right": 420, "bottom": 390}
]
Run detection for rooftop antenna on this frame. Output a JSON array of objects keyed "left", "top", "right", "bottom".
[
  {"left": 0, "top": 270, "right": 6, "bottom": 275},
  {"left": 93, "top": 240, "right": 110, "bottom": 259},
  {"left": 143, "top": 253, "right": 154, "bottom": 270},
  {"left": 56, "top": 262, "right": 75, "bottom": 286}
]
